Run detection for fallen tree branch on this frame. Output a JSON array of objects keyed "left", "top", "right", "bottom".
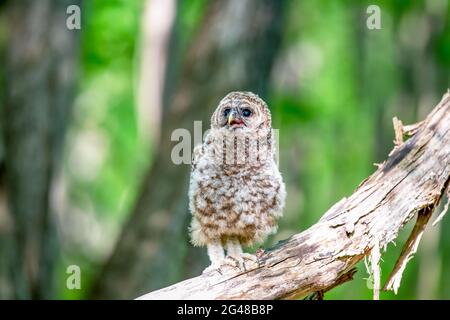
[
  {"left": 432, "top": 188, "right": 450, "bottom": 227},
  {"left": 369, "top": 240, "right": 381, "bottom": 300},
  {"left": 383, "top": 208, "right": 432, "bottom": 293},
  {"left": 137, "top": 91, "right": 450, "bottom": 300}
]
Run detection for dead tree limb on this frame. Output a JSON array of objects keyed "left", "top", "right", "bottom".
[{"left": 137, "top": 91, "right": 450, "bottom": 300}]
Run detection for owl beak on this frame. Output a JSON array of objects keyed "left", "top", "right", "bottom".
[{"left": 228, "top": 110, "right": 243, "bottom": 126}]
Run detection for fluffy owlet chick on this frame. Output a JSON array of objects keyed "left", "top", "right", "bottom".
[{"left": 188, "top": 91, "right": 286, "bottom": 272}]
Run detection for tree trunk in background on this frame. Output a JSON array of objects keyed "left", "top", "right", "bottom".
[
  {"left": 91, "top": 0, "right": 285, "bottom": 299},
  {"left": 136, "top": 0, "right": 175, "bottom": 145},
  {"left": 0, "top": 2, "right": 8, "bottom": 299},
  {"left": 0, "top": 0, "right": 80, "bottom": 299}
]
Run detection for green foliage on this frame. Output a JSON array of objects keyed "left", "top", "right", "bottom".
[
  {"left": 60, "top": 0, "right": 148, "bottom": 299},
  {"left": 271, "top": 0, "right": 449, "bottom": 299},
  {"left": 60, "top": 0, "right": 449, "bottom": 299},
  {"left": 69, "top": 0, "right": 146, "bottom": 221}
]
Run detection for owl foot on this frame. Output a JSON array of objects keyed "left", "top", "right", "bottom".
[
  {"left": 226, "top": 253, "right": 259, "bottom": 272},
  {"left": 202, "top": 260, "right": 242, "bottom": 276},
  {"left": 202, "top": 262, "right": 224, "bottom": 276},
  {"left": 241, "top": 253, "right": 260, "bottom": 270}
]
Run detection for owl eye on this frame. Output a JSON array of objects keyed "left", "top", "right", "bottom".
[
  {"left": 223, "top": 108, "right": 231, "bottom": 117},
  {"left": 242, "top": 108, "right": 252, "bottom": 117}
]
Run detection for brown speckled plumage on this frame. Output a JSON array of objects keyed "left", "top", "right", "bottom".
[{"left": 188, "top": 92, "right": 286, "bottom": 269}]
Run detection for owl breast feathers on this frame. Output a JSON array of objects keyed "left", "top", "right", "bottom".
[{"left": 188, "top": 91, "right": 286, "bottom": 249}]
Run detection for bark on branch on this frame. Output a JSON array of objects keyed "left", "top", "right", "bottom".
[{"left": 137, "top": 91, "right": 450, "bottom": 300}]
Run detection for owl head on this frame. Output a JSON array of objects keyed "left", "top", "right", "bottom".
[{"left": 211, "top": 91, "right": 272, "bottom": 131}]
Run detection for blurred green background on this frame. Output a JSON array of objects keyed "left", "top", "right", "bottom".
[{"left": 0, "top": 0, "right": 449, "bottom": 300}]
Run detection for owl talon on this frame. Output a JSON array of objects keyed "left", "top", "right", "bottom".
[
  {"left": 224, "top": 253, "right": 259, "bottom": 272},
  {"left": 202, "top": 263, "right": 224, "bottom": 276},
  {"left": 203, "top": 259, "right": 247, "bottom": 276},
  {"left": 224, "top": 256, "right": 243, "bottom": 270},
  {"left": 241, "top": 253, "right": 260, "bottom": 270}
]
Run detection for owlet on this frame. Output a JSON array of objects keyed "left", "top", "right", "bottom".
[{"left": 188, "top": 91, "right": 286, "bottom": 272}]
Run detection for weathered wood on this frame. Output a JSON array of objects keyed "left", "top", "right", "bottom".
[{"left": 137, "top": 91, "right": 450, "bottom": 300}]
